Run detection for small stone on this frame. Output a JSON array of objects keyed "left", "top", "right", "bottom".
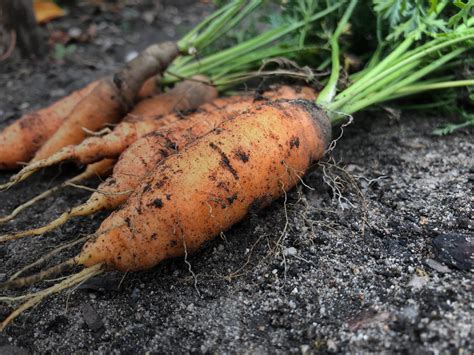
[
  {"left": 186, "top": 303, "right": 194, "bottom": 311},
  {"left": 432, "top": 233, "right": 473, "bottom": 270},
  {"left": 408, "top": 275, "right": 429, "bottom": 290},
  {"left": 300, "top": 344, "right": 310, "bottom": 354},
  {"left": 327, "top": 339, "right": 337, "bottom": 352},
  {"left": 425, "top": 258, "right": 451, "bottom": 273},
  {"left": 50, "top": 88, "right": 66, "bottom": 98},
  {"left": 143, "top": 11, "right": 155, "bottom": 24},
  {"left": 125, "top": 51, "right": 138, "bottom": 62},
  {"left": 289, "top": 300, "right": 297, "bottom": 309},
  {"left": 284, "top": 247, "right": 297, "bottom": 256},
  {"left": 68, "top": 27, "right": 82, "bottom": 39},
  {"left": 419, "top": 216, "right": 429, "bottom": 225},
  {"left": 131, "top": 288, "right": 140, "bottom": 300},
  {"left": 81, "top": 303, "right": 104, "bottom": 332},
  {"left": 217, "top": 244, "right": 225, "bottom": 252},
  {"left": 401, "top": 304, "right": 419, "bottom": 322}
]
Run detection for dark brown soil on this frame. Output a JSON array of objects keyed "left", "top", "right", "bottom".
[{"left": 0, "top": 1, "right": 472, "bottom": 353}]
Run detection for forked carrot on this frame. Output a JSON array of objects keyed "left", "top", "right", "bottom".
[{"left": 0, "top": 77, "right": 218, "bottom": 224}]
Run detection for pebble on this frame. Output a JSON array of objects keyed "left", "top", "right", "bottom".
[
  {"left": 300, "top": 344, "right": 310, "bottom": 354},
  {"left": 125, "top": 51, "right": 138, "bottom": 62},
  {"left": 327, "top": 339, "right": 337, "bottom": 352},
  {"left": 81, "top": 303, "right": 104, "bottom": 332},
  {"left": 68, "top": 27, "right": 82, "bottom": 39},
  {"left": 284, "top": 247, "right": 297, "bottom": 256},
  {"left": 401, "top": 304, "right": 419, "bottom": 322},
  {"left": 432, "top": 233, "right": 473, "bottom": 270},
  {"left": 131, "top": 288, "right": 141, "bottom": 301},
  {"left": 408, "top": 275, "right": 429, "bottom": 290},
  {"left": 50, "top": 89, "right": 66, "bottom": 98},
  {"left": 425, "top": 258, "right": 451, "bottom": 273}
]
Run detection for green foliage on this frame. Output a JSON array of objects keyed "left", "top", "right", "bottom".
[
  {"left": 433, "top": 110, "right": 474, "bottom": 135},
  {"left": 448, "top": 0, "right": 474, "bottom": 27},
  {"left": 433, "top": 82, "right": 474, "bottom": 135},
  {"left": 371, "top": 0, "right": 473, "bottom": 43},
  {"left": 372, "top": 0, "right": 447, "bottom": 41},
  {"left": 53, "top": 44, "right": 76, "bottom": 60}
]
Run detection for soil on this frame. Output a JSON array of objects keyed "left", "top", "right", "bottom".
[{"left": 0, "top": 1, "right": 472, "bottom": 354}]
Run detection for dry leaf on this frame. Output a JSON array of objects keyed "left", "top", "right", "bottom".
[{"left": 33, "top": 0, "right": 66, "bottom": 24}]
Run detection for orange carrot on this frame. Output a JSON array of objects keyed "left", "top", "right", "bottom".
[
  {"left": 12, "top": 84, "right": 315, "bottom": 170},
  {"left": 86, "top": 99, "right": 331, "bottom": 270},
  {"left": 136, "top": 75, "right": 161, "bottom": 100},
  {"left": 0, "top": 99, "right": 331, "bottom": 330},
  {"left": 0, "top": 81, "right": 98, "bottom": 170},
  {"left": 130, "top": 77, "right": 217, "bottom": 117},
  {"left": 0, "top": 73, "right": 161, "bottom": 171}
]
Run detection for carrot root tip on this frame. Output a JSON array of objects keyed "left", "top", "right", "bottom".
[{"left": 0, "top": 264, "right": 104, "bottom": 332}]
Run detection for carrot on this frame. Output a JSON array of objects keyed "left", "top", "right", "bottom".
[
  {"left": 0, "top": 41, "right": 181, "bottom": 189},
  {"left": 34, "top": 42, "right": 180, "bottom": 159},
  {"left": 0, "top": 74, "right": 163, "bottom": 171},
  {"left": 0, "top": 99, "right": 331, "bottom": 330},
  {"left": 0, "top": 77, "right": 217, "bottom": 225},
  {"left": 136, "top": 75, "right": 162, "bottom": 100},
  {"left": 0, "top": 86, "right": 317, "bottom": 242},
  {"left": 87, "top": 99, "right": 330, "bottom": 269},
  {"left": 0, "top": 81, "right": 98, "bottom": 170},
  {"left": 127, "top": 76, "right": 218, "bottom": 117},
  {"left": 0, "top": 76, "right": 216, "bottom": 189}
]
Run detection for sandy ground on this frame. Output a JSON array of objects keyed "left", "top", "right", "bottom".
[{"left": 0, "top": 1, "right": 472, "bottom": 353}]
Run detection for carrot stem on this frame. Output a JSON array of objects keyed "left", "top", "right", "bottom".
[{"left": 317, "top": 0, "right": 358, "bottom": 105}]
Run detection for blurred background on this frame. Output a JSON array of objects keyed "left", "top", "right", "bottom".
[{"left": 0, "top": 0, "right": 212, "bottom": 63}]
